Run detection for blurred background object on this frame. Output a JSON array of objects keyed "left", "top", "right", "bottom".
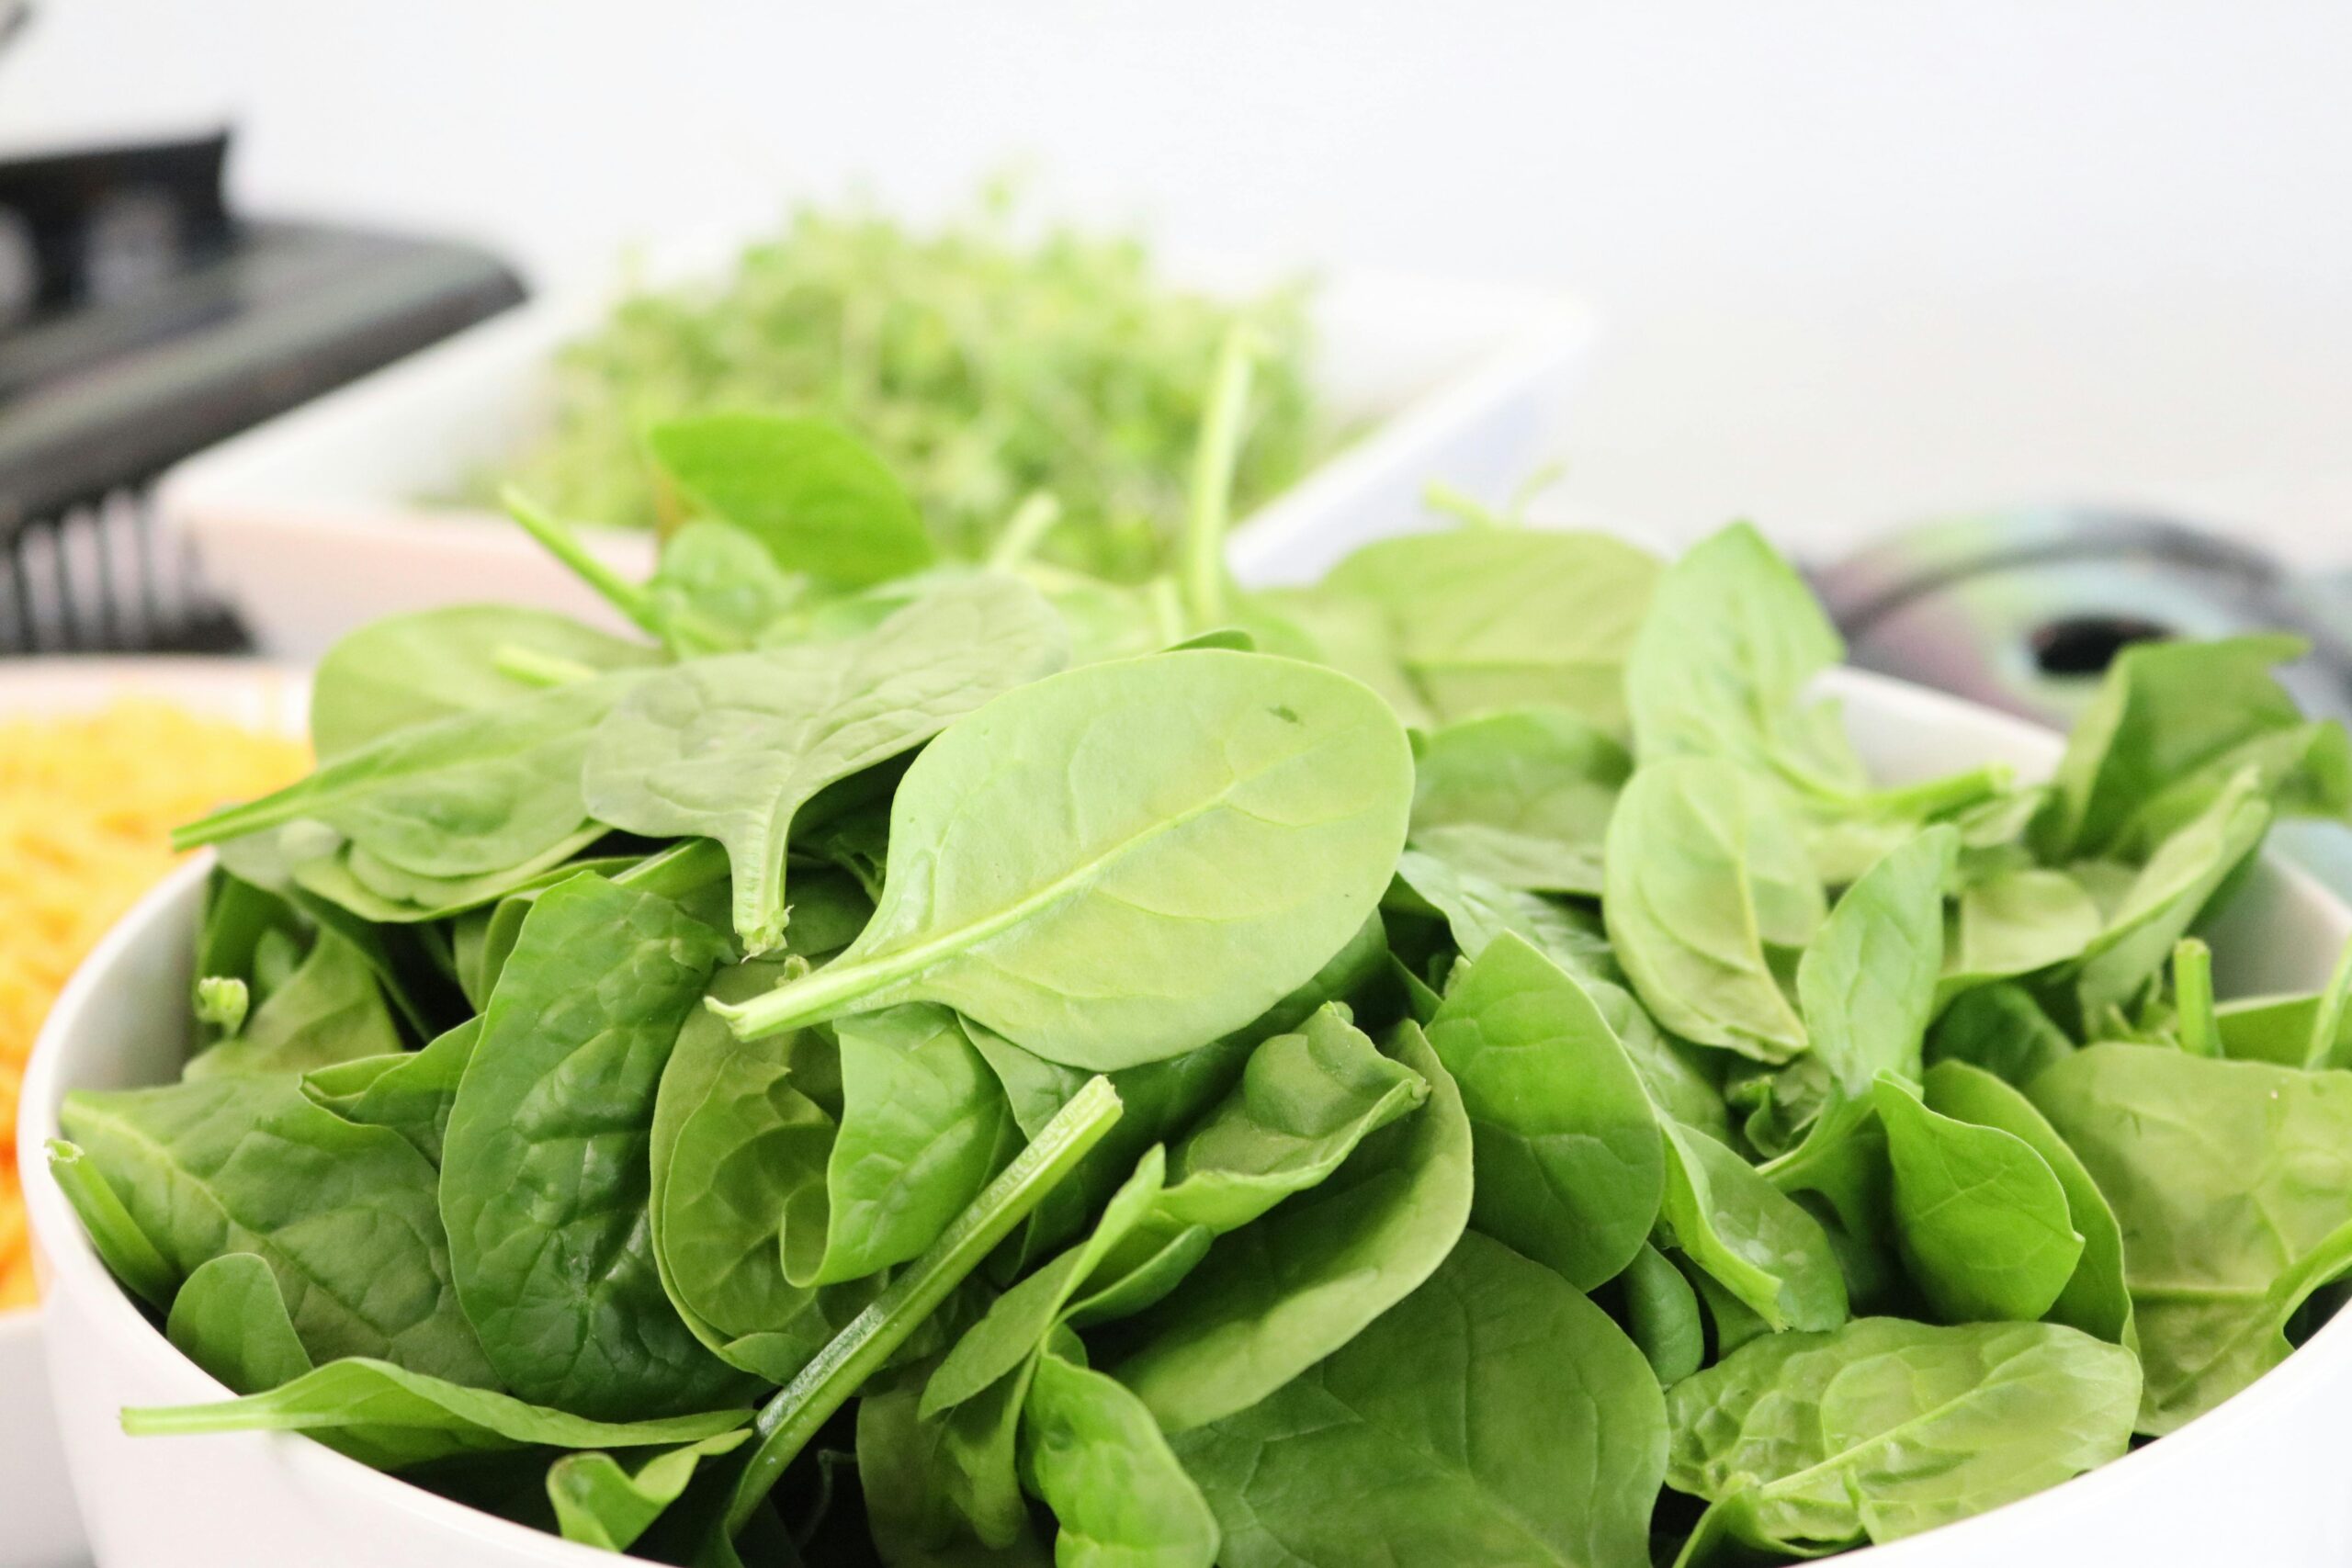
[
  {"left": 0, "top": 104, "right": 522, "bottom": 653},
  {"left": 3, "top": 0, "right": 2345, "bottom": 561}
]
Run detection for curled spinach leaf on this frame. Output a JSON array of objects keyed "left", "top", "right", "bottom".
[{"left": 583, "top": 573, "right": 1067, "bottom": 953}]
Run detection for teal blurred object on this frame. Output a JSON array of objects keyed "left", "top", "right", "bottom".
[{"left": 1813, "top": 507, "right": 2352, "bottom": 897}]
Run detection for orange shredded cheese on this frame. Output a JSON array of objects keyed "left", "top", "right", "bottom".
[{"left": 0, "top": 700, "right": 308, "bottom": 1310}]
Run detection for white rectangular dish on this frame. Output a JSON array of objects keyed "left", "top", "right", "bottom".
[{"left": 160, "top": 263, "right": 1594, "bottom": 658}]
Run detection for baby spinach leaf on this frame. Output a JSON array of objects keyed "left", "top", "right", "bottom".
[
  {"left": 1618, "top": 1240, "right": 1705, "bottom": 1384},
  {"left": 859, "top": 1359, "right": 1051, "bottom": 1567},
  {"left": 1940, "top": 865, "right": 2103, "bottom": 1000},
  {"left": 187, "top": 927, "right": 402, "bottom": 1081},
  {"left": 1321, "top": 527, "right": 1661, "bottom": 732},
  {"left": 300, "top": 1017, "right": 479, "bottom": 1166},
  {"left": 254, "top": 818, "right": 615, "bottom": 928},
  {"left": 1425, "top": 931, "right": 1662, "bottom": 1289},
  {"left": 1798, "top": 826, "right": 1954, "bottom": 1095},
  {"left": 122, "top": 1358, "right": 750, "bottom": 1472},
  {"left": 1170, "top": 1231, "right": 1667, "bottom": 1568},
  {"left": 1604, "top": 758, "right": 1823, "bottom": 1060},
  {"left": 644, "top": 520, "right": 805, "bottom": 655},
  {"left": 973, "top": 913, "right": 1391, "bottom": 1269},
  {"left": 644, "top": 960, "right": 864, "bottom": 1386},
  {"left": 59, "top": 1076, "right": 495, "bottom": 1383},
  {"left": 175, "top": 672, "right": 646, "bottom": 877},
  {"left": 1021, "top": 1006, "right": 1427, "bottom": 1348},
  {"left": 1659, "top": 1119, "right": 1847, "bottom": 1333},
  {"left": 1110, "top": 1021, "right": 1473, "bottom": 1431},
  {"left": 453, "top": 846, "right": 694, "bottom": 1007},
  {"left": 2036, "top": 634, "right": 2350, "bottom": 860},
  {"left": 1240, "top": 582, "right": 1432, "bottom": 727},
  {"left": 1589, "top": 979, "right": 1732, "bottom": 1145},
  {"left": 2069, "top": 768, "right": 2271, "bottom": 1022},
  {"left": 584, "top": 573, "right": 1068, "bottom": 953},
  {"left": 1872, "top": 1074, "right": 2083, "bottom": 1324},
  {"left": 548, "top": 1430, "right": 752, "bottom": 1551},
  {"left": 1756, "top": 1091, "right": 1889, "bottom": 1269},
  {"left": 1408, "top": 706, "right": 1629, "bottom": 894},
  {"left": 440, "top": 874, "right": 744, "bottom": 1418},
  {"left": 165, "top": 1252, "right": 314, "bottom": 1395},
  {"left": 2030, "top": 1044, "right": 2352, "bottom": 1432},
  {"left": 1021, "top": 1346, "right": 1219, "bottom": 1568},
  {"left": 1389, "top": 848, "right": 1616, "bottom": 986},
  {"left": 648, "top": 412, "right": 935, "bottom": 585},
  {"left": 1921, "top": 1062, "right": 2134, "bottom": 1348},
  {"left": 719, "top": 1077, "right": 1124, "bottom": 1539},
  {"left": 714, "top": 650, "right": 1413, "bottom": 1070},
  {"left": 817, "top": 1004, "right": 1026, "bottom": 1286},
  {"left": 926, "top": 1154, "right": 1173, "bottom": 1546},
  {"left": 1623, "top": 522, "right": 1866, "bottom": 797},
  {"left": 1147, "top": 1003, "right": 1426, "bottom": 1241},
  {"left": 1927, "top": 982, "right": 2075, "bottom": 1085},
  {"left": 1665, "top": 1316, "right": 2139, "bottom": 1552},
  {"left": 310, "top": 603, "right": 660, "bottom": 759}
]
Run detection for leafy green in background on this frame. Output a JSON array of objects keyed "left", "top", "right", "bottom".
[{"left": 468, "top": 186, "right": 1328, "bottom": 581}]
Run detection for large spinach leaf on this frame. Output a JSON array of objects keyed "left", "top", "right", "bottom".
[
  {"left": 1170, "top": 1231, "right": 1667, "bottom": 1568},
  {"left": 715, "top": 650, "right": 1412, "bottom": 1069},
  {"left": 439, "top": 874, "right": 743, "bottom": 1417}
]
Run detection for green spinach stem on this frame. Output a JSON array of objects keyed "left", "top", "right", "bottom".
[
  {"left": 1181, "top": 327, "right": 1260, "bottom": 630},
  {"left": 2303, "top": 934, "right": 2352, "bottom": 1071},
  {"left": 987, "top": 491, "right": 1065, "bottom": 573},
  {"left": 490, "top": 644, "right": 600, "bottom": 688},
  {"left": 2173, "top": 939, "right": 2218, "bottom": 1057},
  {"left": 502, "top": 487, "right": 663, "bottom": 637}
]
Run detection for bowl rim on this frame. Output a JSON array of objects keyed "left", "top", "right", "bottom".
[{"left": 17, "top": 666, "right": 2352, "bottom": 1564}]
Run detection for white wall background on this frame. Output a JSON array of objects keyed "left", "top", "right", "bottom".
[{"left": 6, "top": 0, "right": 2349, "bottom": 559}]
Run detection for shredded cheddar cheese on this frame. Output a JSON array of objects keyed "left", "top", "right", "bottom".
[{"left": 0, "top": 700, "right": 308, "bottom": 1309}]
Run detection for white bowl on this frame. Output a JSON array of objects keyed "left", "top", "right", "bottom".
[
  {"left": 159, "top": 259, "right": 1594, "bottom": 659},
  {"left": 19, "top": 668, "right": 2352, "bottom": 1566},
  {"left": 0, "top": 660, "right": 308, "bottom": 1568}
]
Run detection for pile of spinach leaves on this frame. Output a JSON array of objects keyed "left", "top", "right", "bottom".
[{"left": 52, "top": 398, "right": 2352, "bottom": 1566}]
